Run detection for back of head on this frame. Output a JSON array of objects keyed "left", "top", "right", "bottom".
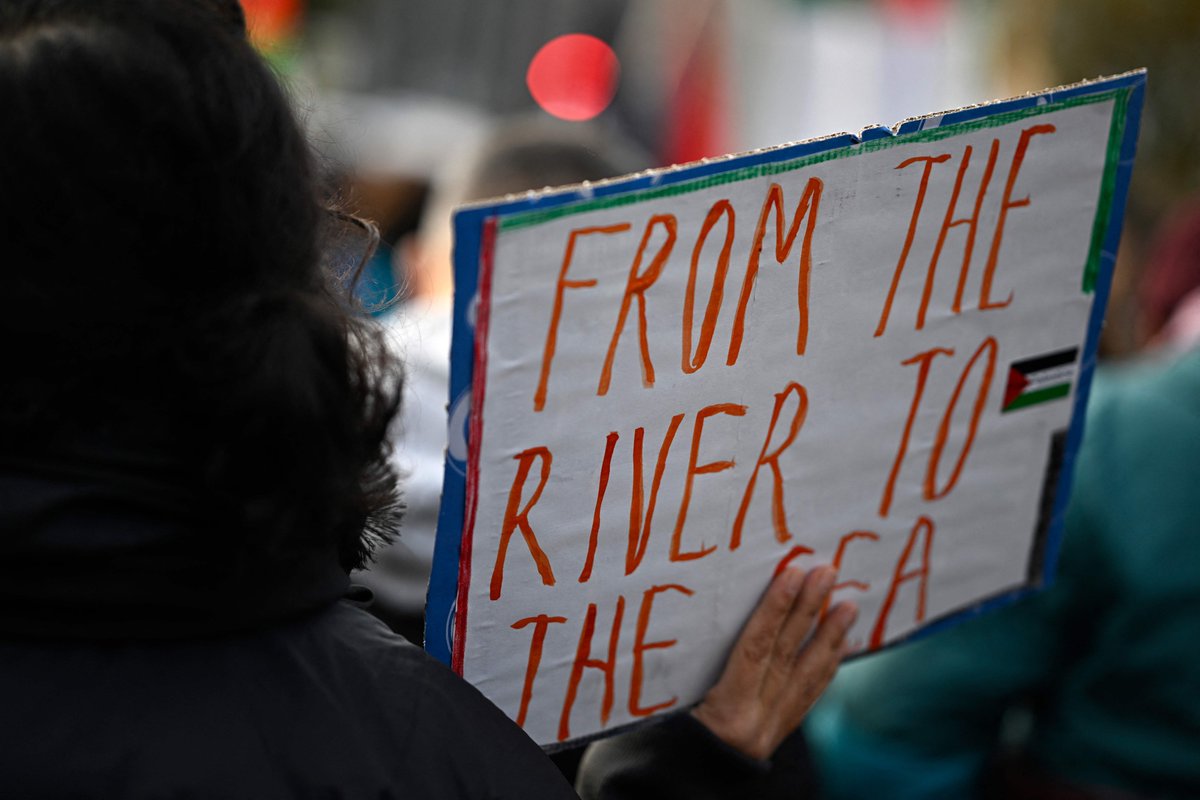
[
  {"left": 0, "top": 0, "right": 400, "bottom": 603},
  {"left": 411, "top": 117, "right": 649, "bottom": 300},
  {"left": 1, "top": 0, "right": 314, "bottom": 336},
  {"left": 461, "top": 118, "right": 647, "bottom": 202}
]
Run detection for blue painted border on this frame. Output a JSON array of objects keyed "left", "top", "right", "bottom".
[{"left": 424, "top": 71, "right": 1147, "bottom": 666}]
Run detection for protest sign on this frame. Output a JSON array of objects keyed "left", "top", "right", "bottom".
[{"left": 426, "top": 71, "right": 1145, "bottom": 748}]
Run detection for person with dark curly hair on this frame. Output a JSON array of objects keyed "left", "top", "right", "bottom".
[{"left": 0, "top": 1, "right": 572, "bottom": 795}]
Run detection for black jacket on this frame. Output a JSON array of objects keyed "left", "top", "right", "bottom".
[{"left": 0, "top": 464, "right": 576, "bottom": 798}]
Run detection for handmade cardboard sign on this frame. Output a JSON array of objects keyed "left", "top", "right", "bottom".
[{"left": 425, "top": 71, "right": 1145, "bottom": 748}]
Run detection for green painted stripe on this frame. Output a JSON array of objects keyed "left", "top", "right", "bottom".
[
  {"left": 1081, "top": 88, "right": 1130, "bottom": 293},
  {"left": 1004, "top": 382, "right": 1071, "bottom": 412},
  {"left": 500, "top": 89, "right": 1123, "bottom": 232}
]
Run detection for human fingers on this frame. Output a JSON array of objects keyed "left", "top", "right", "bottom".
[
  {"left": 722, "top": 566, "right": 823, "bottom": 693},
  {"left": 782, "top": 600, "right": 858, "bottom": 714},
  {"left": 771, "top": 566, "right": 837, "bottom": 668},
  {"left": 802, "top": 600, "right": 858, "bottom": 662}
]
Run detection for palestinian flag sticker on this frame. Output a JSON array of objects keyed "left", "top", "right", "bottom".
[{"left": 1002, "top": 348, "right": 1079, "bottom": 413}]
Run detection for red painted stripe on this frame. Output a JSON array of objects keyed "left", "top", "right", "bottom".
[{"left": 453, "top": 216, "right": 499, "bottom": 677}]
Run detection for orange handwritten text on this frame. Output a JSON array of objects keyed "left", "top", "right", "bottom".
[
  {"left": 870, "top": 516, "right": 935, "bottom": 648},
  {"left": 626, "top": 414, "right": 686, "bottom": 575},
  {"left": 579, "top": 431, "right": 620, "bottom": 583},
  {"left": 924, "top": 337, "right": 997, "bottom": 500},
  {"left": 942, "top": 140, "right": 1001, "bottom": 315},
  {"left": 512, "top": 614, "right": 567, "bottom": 727},
  {"left": 731, "top": 381, "right": 809, "bottom": 549},
  {"left": 599, "top": 215, "right": 677, "bottom": 396},
  {"left": 728, "top": 178, "right": 824, "bottom": 363},
  {"left": 682, "top": 200, "right": 736, "bottom": 375},
  {"left": 879, "top": 347, "right": 955, "bottom": 518},
  {"left": 875, "top": 154, "right": 951, "bottom": 337},
  {"left": 535, "top": 224, "right": 631, "bottom": 412},
  {"left": 822, "top": 530, "right": 880, "bottom": 619},
  {"left": 490, "top": 446, "right": 556, "bottom": 601},
  {"left": 879, "top": 337, "right": 998, "bottom": 516},
  {"left": 979, "top": 124, "right": 1056, "bottom": 310},
  {"left": 773, "top": 544, "right": 815, "bottom": 577},
  {"left": 558, "top": 596, "right": 626, "bottom": 741},
  {"left": 629, "top": 583, "right": 695, "bottom": 717},
  {"left": 672, "top": 402, "right": 746, "bottom": 562}
]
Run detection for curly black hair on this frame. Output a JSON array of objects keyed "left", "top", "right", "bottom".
[{"left": 0, "top": 0, "right": 403, "bottom": 571}]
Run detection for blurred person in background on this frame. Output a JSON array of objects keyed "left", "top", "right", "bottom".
[
  {"left": 0, "top": 1, "right": 855, "bottom": 796},
  {"left": 352, "top": 117, "right": 649, "bottom": 644},
  {"left": 306, "top": 91, "right": 491, "bottom": 318}
]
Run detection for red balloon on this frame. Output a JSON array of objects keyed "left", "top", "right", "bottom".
[{"left": 526, "top": 34, "right": 619, "bottom": 122}]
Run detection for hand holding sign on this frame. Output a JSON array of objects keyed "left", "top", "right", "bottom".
[{"left": 693, "top": 565, "right": 857, "bottom": 760}]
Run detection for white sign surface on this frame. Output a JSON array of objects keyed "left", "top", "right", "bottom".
[{"left": 435, "top": 77, "right": 1142, "bottom": 747}]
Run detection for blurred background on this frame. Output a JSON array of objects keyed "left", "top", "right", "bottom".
[{"left": 245, "top": 0, "right": 1200, "bottom": 353}]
